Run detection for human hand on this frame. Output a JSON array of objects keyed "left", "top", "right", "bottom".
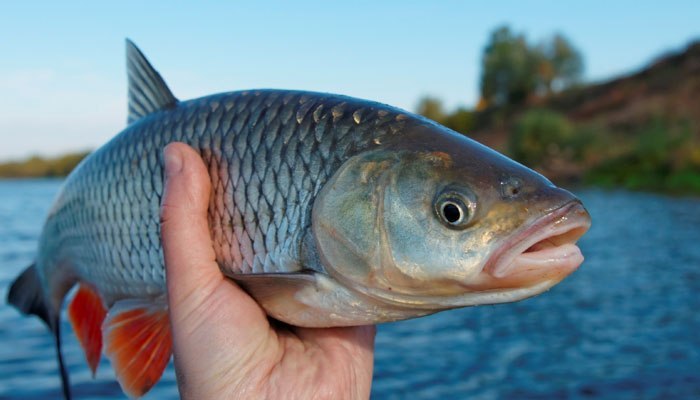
[{"left": 160, "top": 142, "right": 376, "bottom": 399}]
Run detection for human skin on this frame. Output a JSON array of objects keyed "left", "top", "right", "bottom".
[{"left": 160, "top": 142, "right": 376, "bottom": 399}]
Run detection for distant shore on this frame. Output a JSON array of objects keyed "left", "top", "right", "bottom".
[{"left": 0, "top": 151, "right": 89, "bottom": 178}]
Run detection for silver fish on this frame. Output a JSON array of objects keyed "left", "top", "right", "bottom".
[{"left": 8, "top": 40, "right": 591, "bottom": 398}]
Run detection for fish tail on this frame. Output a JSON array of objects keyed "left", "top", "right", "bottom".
[
  {"left": 7, "top": 264, "right": 72, "bottom": 400},
  {"left": 7, "top": 264, "right": 50, "bottom": 325}
]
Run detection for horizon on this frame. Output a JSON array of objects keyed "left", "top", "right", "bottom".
[{"left": 1, "top": 1, "right": 699, "bottom": 160}]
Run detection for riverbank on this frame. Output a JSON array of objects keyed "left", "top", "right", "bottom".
[
  {"left": 0, "top": 151, "right": 89, "bottom": 178},
  {"left": 419, "top": 40, "right": 700, "bottom": 195}
]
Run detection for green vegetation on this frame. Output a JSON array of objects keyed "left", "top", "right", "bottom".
[
  {"left": 0, "top": 151, "right": 90, "bottom": 178},
  {"left": 509, "top": 109, "right": 574, "bottom": 169},
  {"left": 503, "top": 110, "right": 700, "bottom": 194},
  {"left": 480, "top": 26, "right": 583, "bottom": 108},
  {"left": 416, "top": 26, "right": 583, "bottom": 136},
  {"left": 414, "top": 25, "right": 700, "bottom": 195},
  {"left": 585, "top": 121, "right": 700, "bottom": 193}
]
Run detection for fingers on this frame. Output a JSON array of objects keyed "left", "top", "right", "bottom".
[{"left": 160, "top": 142, "right": 220, "bottom": 308}]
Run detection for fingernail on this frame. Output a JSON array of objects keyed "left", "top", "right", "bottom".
[{"left": 164, "top": 146, "right": 183, "bottom": 177}]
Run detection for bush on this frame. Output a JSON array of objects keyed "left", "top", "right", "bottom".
[
  {"left": 584, "top": 120, "right": 700, "bottom": 193},
  {"left": 509, "top": 109, "right": 573, "bottom": 168},
  {"left": 443, "top": 107, "right": 475, "bottom": 135}
]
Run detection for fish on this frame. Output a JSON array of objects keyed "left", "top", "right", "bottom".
[{"left": 7, "top": 40, "right": 591, "bottom": 398}]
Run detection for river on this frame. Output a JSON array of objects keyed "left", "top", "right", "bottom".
[{"left": 1, "top": 180, "right": 699, "bottom": 399}]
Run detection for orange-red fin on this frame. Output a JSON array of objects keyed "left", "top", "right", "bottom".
[
  {"left": 103, "top": 298, "right": 172, "bottom": 398},
  {"left": 67, "top": 283, "right": 107, "bottom": 376}
]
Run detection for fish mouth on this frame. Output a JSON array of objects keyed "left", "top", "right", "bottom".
[{"left": 478, "top": 201, "right": 591, "bottom": 289}]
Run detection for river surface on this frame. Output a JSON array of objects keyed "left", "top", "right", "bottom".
[{"left": 1, "top": 180, "right": 699, "bottom": 399}]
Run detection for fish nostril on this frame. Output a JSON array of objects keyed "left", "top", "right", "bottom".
[{"left": 500, "top": 177, "right": 523, "bottom": 199}]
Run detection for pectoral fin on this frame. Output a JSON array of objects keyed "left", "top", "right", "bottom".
[
  {"left": 230, "top": 272, "right": 325, "bottom": 325},
  {"left": 229, "top": 271, "right": 430, "bottom": 327}
]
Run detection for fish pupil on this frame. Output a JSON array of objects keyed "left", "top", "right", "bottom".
[{"left": 442, "top": 202, "right": 462, "bottom": 224}]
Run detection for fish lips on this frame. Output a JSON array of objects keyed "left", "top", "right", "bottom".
[{"left": 481, "top": 201, "right": 591, "bottom": 286}]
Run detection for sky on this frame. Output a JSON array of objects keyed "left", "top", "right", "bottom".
[{"left": 1, "top": 1, "right": 699, "bottom": 160}]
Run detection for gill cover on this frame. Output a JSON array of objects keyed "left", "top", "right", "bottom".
[{"left": 313, "top": 150, "right": 487, "bottom": 297}]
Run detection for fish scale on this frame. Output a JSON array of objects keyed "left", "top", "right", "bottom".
[{"left": 40, "top": 89, "right": 401, "bottom": 303}]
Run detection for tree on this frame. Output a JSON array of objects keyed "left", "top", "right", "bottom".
[
  {"left": 480, "top": 26, "right": 540, "bottom": 108},
  {"left": 480, "top": 26, "right": 585, "bottom": 107},
  {"left": 536, "top": 33, "right": 584, "bottom": 94}
]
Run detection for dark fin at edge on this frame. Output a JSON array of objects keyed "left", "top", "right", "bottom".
[
  {"left": 7, "top": 264, "right": 72, "bottom": 399},
  {"left": 126, "top": 39, "right": 178, "bottom": 125},
  {"left": 7, "top": 264, "right": 51, "bottom": 326}
]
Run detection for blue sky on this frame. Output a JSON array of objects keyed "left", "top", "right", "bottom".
[{"left": 1, "top": 1, "right": 698, "bottom": 159}]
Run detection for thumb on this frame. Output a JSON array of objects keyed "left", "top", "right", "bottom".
[
  {"left": 160, "top": 142, "right": 221, "bottom": 312},
  {"left": 159, "top": 143, "right": 273, "bottom": 392},
  {"left": 159, "top": 143, "right": 266, "bottom": 329}
]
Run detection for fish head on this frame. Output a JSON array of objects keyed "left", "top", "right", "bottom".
[{"left": 312, "top": 121, "right": 591, "bottom": 311}]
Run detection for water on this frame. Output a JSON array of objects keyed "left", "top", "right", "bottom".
[{"left": 1, "top": 180, "right": 699, "bottom": 399}]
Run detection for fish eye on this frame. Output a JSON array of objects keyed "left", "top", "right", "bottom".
[
  {"left": 442, "top": 202, "right": 462, "bottom": 223},
  {"left": 434, "top": 191, "right": 476, "bottom": 229}
]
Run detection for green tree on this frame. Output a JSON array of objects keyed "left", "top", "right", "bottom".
[
  {"left": 480, "top": 26, "right": 539, "bottom": 107},
  {"left": 536, "top": 33, "right": 584, "bottom": 94},
  {"left": 480, "top": 26, "right": 585, "bottom": 107}
]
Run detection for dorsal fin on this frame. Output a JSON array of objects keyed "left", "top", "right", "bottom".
[{"left": 126, "top": 39, "right": 178, "bottom": 124}]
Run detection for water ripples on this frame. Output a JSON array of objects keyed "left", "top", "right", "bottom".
[{"left": 1, "top": 182, "right": 699, "bottom": 398}]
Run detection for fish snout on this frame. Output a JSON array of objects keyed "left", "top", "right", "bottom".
[{"left": 482, "top": 200, "right": 591, "bottom": 287}]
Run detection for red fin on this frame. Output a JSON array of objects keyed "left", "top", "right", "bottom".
[
  {"left": 67, "top": 283, "right": 107, "bottom": 376},
  {"left": 103, "top": 298, "right": 172, "bottom": 398}
]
